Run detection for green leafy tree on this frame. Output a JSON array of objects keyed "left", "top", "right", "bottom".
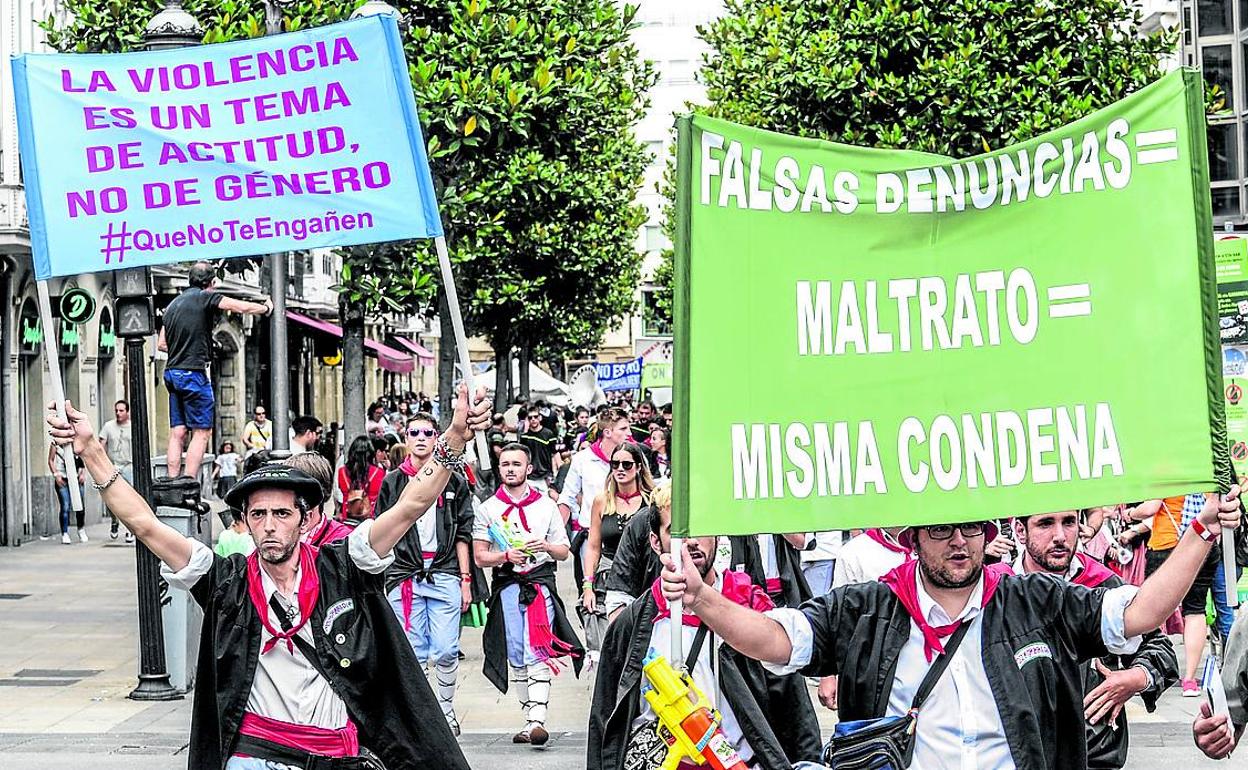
[
  {"left": 649, "top": 0, "right": 1176, "bottom": 327},
  {"left": 47, "top": 0, "right": 656, "bottom": 422}
]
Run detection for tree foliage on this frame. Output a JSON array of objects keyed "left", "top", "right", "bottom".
[
  {"left": 45, "top": 0, "right": 656, "bottom": 373},
  {"left": 650, "top": 0, "right": 1176, "bottom": 326}
]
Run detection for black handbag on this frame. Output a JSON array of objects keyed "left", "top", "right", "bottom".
[{"left": 821, "top": 621, "right": 972, "bottom": 770}]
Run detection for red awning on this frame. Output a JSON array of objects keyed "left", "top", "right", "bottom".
[
  {"left": 393, "top": 336, "right": 435, "bottom": 366},
  {"left": 285, "top": 310, "right": 414, "bottom": 374}
]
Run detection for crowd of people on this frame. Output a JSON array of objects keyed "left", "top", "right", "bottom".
[{"left": 48, "top": 267, "right": 1248, "bottom": 769}]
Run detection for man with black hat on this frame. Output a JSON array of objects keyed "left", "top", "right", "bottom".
[
  {"left": 46, "top": 385, "right": 490, "bottom": 770},
  {"left": 660, "top": 499, "right": 1242, "bottom": 770}
]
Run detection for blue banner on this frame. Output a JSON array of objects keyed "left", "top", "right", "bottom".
[
  {"left": 596, "top": 357, "right": 643, "bottom": 391},
  {"left": 11, "top": 15, "right": 442, "bottom": 280}
]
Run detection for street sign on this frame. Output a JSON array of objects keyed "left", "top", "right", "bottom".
[
  {"left": 116, "top": 297, "right": 154, "bottom": 338},
  {"left": 58, "top": 287, "right": 96, "bottom": 325}
]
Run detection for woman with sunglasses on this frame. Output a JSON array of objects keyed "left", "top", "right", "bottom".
[{"left": 580, "top": 442, "right": 655, "bottom": 667}]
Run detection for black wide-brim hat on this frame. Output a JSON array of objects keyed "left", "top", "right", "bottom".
[{"left": 224, "top": 463, "right": 325, "bottom": 512}]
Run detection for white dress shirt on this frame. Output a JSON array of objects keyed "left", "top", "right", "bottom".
[
  {"left": 474, "top": 486, "right": 569, "bottom": 572},
  {"left": 161, "top": 520, "right": 394, "bottom": 728},
  {"left": 765, "top": 568, "right": 1143, "bottom": 770},
  {"left": 800, "top": 531, "right": 843, "bottom": 564},
  {"left": 832, "top": 531, "right": 909, "bottom": 588},
  {"left": 555, "top": 447, "right": 610, "bottom": 529}
]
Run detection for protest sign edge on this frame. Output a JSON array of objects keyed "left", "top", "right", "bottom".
[
  {"left": 378, "top": 14, "right": 443, "bottom": 239},
  {"left": 35, "top": 280, "right": 84, "bottom": 511},
  {"left": 9, "top": 56, "right": 53, "bottom": 281},
  {"left": 672, "top": 114, "right": 693, "bottom": 538},
  {"left": 1182, "top": 68, "right": 1235, "bottom": 495}
]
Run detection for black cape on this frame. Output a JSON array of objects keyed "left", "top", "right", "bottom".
[
  {"left": 186, "top": 539, "right": 468, "bottom": 770},
  {"left": 378, "top": 471, "right": 473, "bottom": 592},
  {"left": 481, "top": 561, "right": 585, "bottom": 691},
  {"left": 798, "top": 572, "right": 1147, "bottom": 770},
  {"left": 603, "top": 520, "right": 808, "bottom": 609},
  {"left": 587, "top": 590, "right": 822, "bottom": 770},
  {"left": 1081, "top": 572, "right": 1178, "bottom": 769}
]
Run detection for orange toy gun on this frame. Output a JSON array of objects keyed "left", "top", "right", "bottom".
[{"left": 641, "top": 649, "right": 748, "bottom": 770}]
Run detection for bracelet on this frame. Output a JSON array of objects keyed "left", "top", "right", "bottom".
[
  {"left": 431, "top": 435, "right": 467, "bottom": 474},
  {"left": 582, "top": 581, "right": 595, "bottom": 591},
  {"left": 583, "top": 575, "right": 595, "bottom": 584},
  {"left": 92, "top": 467, "right": 122, "bottom": 492},
  {"left": 461, "top": 575, "right": 472, "bottom": 584},
  {"left": 1191, "top": 518, "right": 1218, "bottom": 542}
]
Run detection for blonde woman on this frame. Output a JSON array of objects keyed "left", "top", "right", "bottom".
[{"left": 580, "top": 442, "right": 654, "bottom": 667}]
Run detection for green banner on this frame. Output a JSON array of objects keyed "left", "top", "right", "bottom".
[
  {"left": 673, "top": 69, "right": 1228, "bottom": 537},
  {"left": 642, "top": 361, "right": 673, "bottom": 390}
]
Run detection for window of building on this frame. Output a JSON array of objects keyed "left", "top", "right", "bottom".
[
  {"left": 666, "top": 59, "right": 693, "bottom": 85},
  {"left": 641, "top": 288, "right": 671, "bottom": 337},
  {"left": 1201, "top": 0, "right": 1233, "bottom": 35},
  {"left": 644, "top": 224, "right": 665, "bottom": 252},
  {"left": 646, "top": 140, "right": 664, "bottom": 161},
  {"left": 1211, "top": 121, "right": 1239, "bottom": 179},
  {"left": 1203, "top": 44, "right": 1234, "bottom": 110}
]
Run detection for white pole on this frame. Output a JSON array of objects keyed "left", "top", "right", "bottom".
[
  {"left": 433, "top": 235, "right": 491, "bottom": 468},
  {"left": 1223, "top": 528, "right": 1239, "bottom": 608},
  {"left": 670, "top": 536, "right": 684, "bottom": 666},
  {"left": 36, "top": 280, "right": 83, "bottom": 512}
]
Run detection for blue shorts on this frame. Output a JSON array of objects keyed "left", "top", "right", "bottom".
[{"left": 163, "top": 368, "right": 214, "bottom": 429}]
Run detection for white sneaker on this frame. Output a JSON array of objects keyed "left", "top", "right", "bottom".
[
  {"left": 78, "top": 529, "right": 88, "bottom": 543},
  {"left": 61, "top": 532, "right": 71, "bottom": 544},
  {"left": 124, "top": 532, "right": 134, "bottom": 544}
]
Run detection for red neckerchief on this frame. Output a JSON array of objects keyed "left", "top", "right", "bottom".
[
  {"left": 651, "top": 570, "right": 774, "bottom": 627},
  {"left": 1072, "top": 552, "right": 1117, "bottom": 588},
  {"left": 494, "top": 486, "right": 542, "bottom": 531},
  {"left": 881, "top": 560, "right": 1012, "bottom": 661},
  {"left": 617, "top": 489, "right": 643, "bottom": 503},
  {"left": 246, "top": 543, "right": 320, "bottom": 655},
  {"left": 399, "top": 456, "right": 420, "bottom": 477},
  {"left": 866, "top": 528, "right": 911, "bottom": 556},
  {"left": 306, "top": 514, "right": 351, "bottom": 549},
  {"left": 589, "top": 441, "right": 612, "bottom": 464}
]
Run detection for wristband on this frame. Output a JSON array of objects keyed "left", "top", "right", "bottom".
[
  {"left": 461, "top": 575, "right": 472, "bottom": 584},
  {"left": 1190, "top": 518, "right": 1218, "bottom": 542}
]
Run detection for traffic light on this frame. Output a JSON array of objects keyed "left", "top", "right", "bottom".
[{"left": 115, "top": 296, "right": 154, "bottom": 338}]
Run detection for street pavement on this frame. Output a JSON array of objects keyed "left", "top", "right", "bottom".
[{"left": 0, "top": 519, "right": 1239, "bottom": 769}]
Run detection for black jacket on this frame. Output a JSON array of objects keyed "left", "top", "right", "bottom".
[
  {"left": 1081, "top": 572, "right": 1178, "bottom": 769},
  {"left": 482, "top": 561, "right": 584, "bottom": 691},
  {"left": 798, "top": 573, "right": 1138, "bottom": 770},
  {"left": 185, "top": 541, "right": 469, "bottom": 770},
  {"left": 603, "top": 520, "right": 807, "bottom": 608},
  {"left": 588, "top": 590, "right": 822, "bottom": 770},
  {"left": 379, "top": 470, "right": 472, "bottom": 592}
]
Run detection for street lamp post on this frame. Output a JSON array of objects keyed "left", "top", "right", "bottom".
[
  {"left": 263, "top": 0, "right": 292, "bottom": 450},
  {"left": 123, "top": 0, "right": 204, "bottom": 703}
]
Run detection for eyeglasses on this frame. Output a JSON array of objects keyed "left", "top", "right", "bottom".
[
  {"left": 923, "top": 522, "right": 987, "bottom": 540},
  {"left": 408, "top": 428, "right": 437, "bottom": 438},
  {"left": 610, "top": 460, "right": 637, "bottom": 470},
  {"left": 254, "top": 412, "right": 265, "bottom": 417}
]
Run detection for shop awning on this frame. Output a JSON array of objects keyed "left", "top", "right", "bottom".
[
  {"left": 285, "top": 310, "right": 414, "bottom": 374},
  {"left": 393, "top": 336, "right": 435, "bottom": 366}
]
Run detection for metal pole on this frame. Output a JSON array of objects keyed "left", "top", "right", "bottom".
[
  {"left": 35, "top": 281, "right": 83, "bottom": 512},
  {"left": 434, "top": 235, "right": 490, "bottom": 466},
  {"left": 126, "top": 335, "right": 179, "bottom": 700},
  {"left": 264, "top": 1, "right": 291, "bottom": 450},
  {"left": 669, "top": 537, "right": 684, "bottom": 665}
]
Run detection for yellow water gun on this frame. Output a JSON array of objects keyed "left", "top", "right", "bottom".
[{"left": 641, "top": 650, "right": 747, "bottom": 770}]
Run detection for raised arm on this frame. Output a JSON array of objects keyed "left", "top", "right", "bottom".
[
  {"left": 367, "top": 385, "right": 489, "bottom": 558},
  {"left": 218, "top": 295, "right": 273, "bottom": 316},
  {"left": 47, "top": 401, "right": 193, "bottom": 570},
  {"left": 1123, "top": 489, "right": 1241, "bottom": 638},
  {"left": 660, "top": 542, "right": 794, "bottom": 665}
]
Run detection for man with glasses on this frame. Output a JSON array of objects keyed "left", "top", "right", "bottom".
[
  {"left": 242, "top": 406, "right": 272, "bottom": 459},
  {"left": 661, "top": 499, "right": 1242, "bottom": 770},
  {"left": 376, "top": 412, "right": 474, "bottom": 736}
]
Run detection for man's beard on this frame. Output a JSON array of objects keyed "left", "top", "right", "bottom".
[
  {"left": 258, "top": 538, "right": 298, "bottom": 564},
  {"left": 1027, "top": 543, "right": 1072, "bottom": 574},
  {"left": 919, "top": 557, "right": 982, "bottom": 589}
]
